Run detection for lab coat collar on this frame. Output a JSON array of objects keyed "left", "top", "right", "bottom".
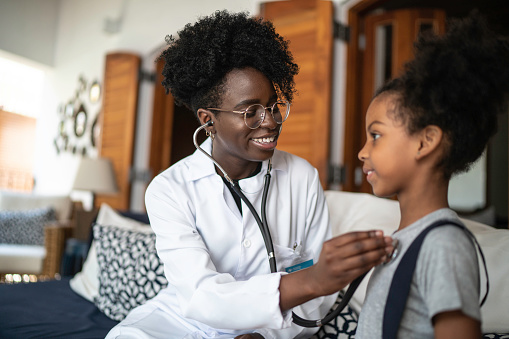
[{"left": 187, "top": 137, "right": 289, "bottom": 194}]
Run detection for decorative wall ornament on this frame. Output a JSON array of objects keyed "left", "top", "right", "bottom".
[
  {"left": 91, "top": 114, "right": 101, "bottom": 148},
  {"left": 54, "top": 75, "right": 102, "bottom": 156},
  {"left": 89, "top": 80, "right": 101, "bottom": 103},
  {"left": 74, "top": 104, "right": 88, "bottom": 137}
]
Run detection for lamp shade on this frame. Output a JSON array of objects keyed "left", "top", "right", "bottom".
[{"left": 72, "top": 157, "right": 118, "bottom": 194}]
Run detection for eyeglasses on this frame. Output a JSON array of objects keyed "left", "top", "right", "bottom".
[{"left": 207, "top": 100, "right": 290, "bottom": 129}]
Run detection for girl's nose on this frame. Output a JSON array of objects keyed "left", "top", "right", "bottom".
[{"left": 358, "top": 143, "right": 368, "bottom": 161}]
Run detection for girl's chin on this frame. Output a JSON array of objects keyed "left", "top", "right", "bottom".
[
  {"left": 371, "top": 185, "right": 391, "bottom": 198},
  {"left": 372, "top": 189, "right": 396, "bottom": 199}
]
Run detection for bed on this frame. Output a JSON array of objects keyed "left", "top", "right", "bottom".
[
  {"left": 0, "top": 277, "right": 118, "bottom": 338},
  {"left": 1, "top": 191, "right": 508, "bottom": 338}
]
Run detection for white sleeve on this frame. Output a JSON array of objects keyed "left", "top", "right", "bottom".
[{"left": 145, "top": 175, "right": 289, "bottom": 330}]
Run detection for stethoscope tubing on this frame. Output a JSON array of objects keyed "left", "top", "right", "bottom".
[{"left": 231, "top": 178, "right": 277, "bottom": 273}]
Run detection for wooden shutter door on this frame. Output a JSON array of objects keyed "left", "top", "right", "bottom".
[
  {"left": 358, "top": 9, "right": 445, "bottom": 193},
  {"left": 260, "top": 0, "right": 334, "bottom": 188},
  {"left": 95, "top": 52, "right": 141, "bottom": 210},
  {"left": 148, "top": 57, "right": 203, "bottom": 182},
  {"left": 149, "top": 57, "right": 175, "bottom": 179}
]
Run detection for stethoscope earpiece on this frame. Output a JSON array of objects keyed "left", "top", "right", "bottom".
[{"left": 206, "top": 120, "right": 213, "bottom": 126}]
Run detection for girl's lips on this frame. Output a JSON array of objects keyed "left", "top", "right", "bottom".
[
  {"left": 367, "top": 170, "right": 374, "bottom": 181},
  {"left": 364, "top": 168, "right": 374, "bottom": 182}
]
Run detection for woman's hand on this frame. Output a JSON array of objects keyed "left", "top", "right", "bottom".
[
  {"left": 234, "top": 334, "right": 265, "bottom": 339},
  {"left": 279, "top": 230, "right": 393, "bottom": 311},
  {"left": 309, "top": 230, "right": 393, "bottom": 296}
]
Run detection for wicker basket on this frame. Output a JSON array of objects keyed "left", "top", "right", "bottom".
[{"left": 41, "top": 222, "right": 73, "bottom": 278}]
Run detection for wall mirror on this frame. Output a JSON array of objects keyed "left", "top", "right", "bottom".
[
  {"left": 89, "top": 81, "right": 101, "bottom": 103},
  {"left": 74, "top": 104, "right": 88, "bottom": 137}
]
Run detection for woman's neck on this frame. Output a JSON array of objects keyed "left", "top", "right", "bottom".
[{"left": 211, "top": 146, "right": 263, "bottom": 180}]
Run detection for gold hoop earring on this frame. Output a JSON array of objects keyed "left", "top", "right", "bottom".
[{"left": 206, "top": 130, "right": 211, "bottom": 137}]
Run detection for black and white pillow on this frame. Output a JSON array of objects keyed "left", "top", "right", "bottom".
[
  {"left": 93, "top": 223, "right": 168, "bottom": 321},
  {"left": 311, "top": 291, "right": 358, "bottom": 339},
  {"left": 0, "top": 207, "right": 56, "bottom": 246}
]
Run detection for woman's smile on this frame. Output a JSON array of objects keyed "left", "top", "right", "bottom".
[{"left": 251, "top": 134, "right": 278, "bottom": 150}]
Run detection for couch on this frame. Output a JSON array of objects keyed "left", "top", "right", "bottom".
[
  {"left": 0, "top": 190, "right": 73, "bottom": 277},
  {"left": 0, "top": 191, "right": 507, "bottom": 338}
]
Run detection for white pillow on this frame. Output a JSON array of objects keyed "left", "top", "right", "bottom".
[
  {"left": 461, "top": 219, "right": 509, "bottom": 333},
  {"left": 69, "top": 203, "right": 151, "bottom": 302},
  {"left": 324, "top": 190, "right": 509, "bottom": 333}
]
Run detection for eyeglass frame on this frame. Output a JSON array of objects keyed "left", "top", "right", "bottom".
[{"left": 206, "top": 100, "right": 291, "bottom": 129}]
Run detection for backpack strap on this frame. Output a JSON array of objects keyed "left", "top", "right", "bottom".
[{"left": 382, "top": 219, "right": 489, "bottom": 339}]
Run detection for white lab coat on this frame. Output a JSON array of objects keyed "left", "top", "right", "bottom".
[{"left": 107, "top": 138, "right": 335, "bottom": 339}]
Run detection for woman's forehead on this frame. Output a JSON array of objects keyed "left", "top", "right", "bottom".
[{"left": 221, "top": 67, "right": 276, "bottom": 105}]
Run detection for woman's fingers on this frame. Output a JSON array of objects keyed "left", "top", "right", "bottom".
[
  {"left": 325, "top": 246, "right": 388, "bottom": 274},
  {"left": 309, "top": 230, "right": 394, "bottom": 295},
  {"left": 323, "top": 231, "right": 394, "bottom": 261}
]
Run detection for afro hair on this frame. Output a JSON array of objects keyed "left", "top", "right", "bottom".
[
  {"left": 377, "top": 11, "right": 509, "bottom": 179},
  {"left": 157, "top": 10, "right": 299, "bottom": 116}
]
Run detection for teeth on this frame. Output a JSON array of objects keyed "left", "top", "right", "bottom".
[{"left": 254, "top": 136, "right": 275, "bottom": 143}]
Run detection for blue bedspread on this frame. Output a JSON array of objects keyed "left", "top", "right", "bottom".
[{"left": 0, "top": 277, "right": 118, "bottom": 339}]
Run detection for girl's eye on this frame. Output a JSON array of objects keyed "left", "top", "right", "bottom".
[{"left": 370, "top": 132, "right": 380, "bottom": 140}]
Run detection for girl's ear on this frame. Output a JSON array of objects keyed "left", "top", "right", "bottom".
[{"left": 416, "top": 125, "right": 443, "bottom": 159}]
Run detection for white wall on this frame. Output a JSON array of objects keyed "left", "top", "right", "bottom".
[
  {"left": 0, "top": 0, "right": 60, "bottom": 66},
  {"left": 1, "top": 0, "right": 270, "bottom": 210}
]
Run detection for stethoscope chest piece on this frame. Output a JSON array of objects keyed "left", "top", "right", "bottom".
[{"left": 384, "top": 238, "right": 400, "bottom": 265}]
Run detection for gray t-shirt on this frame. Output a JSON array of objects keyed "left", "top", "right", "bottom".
[{"left": 355, "top": 208, "right": 481, "bottom": 338}]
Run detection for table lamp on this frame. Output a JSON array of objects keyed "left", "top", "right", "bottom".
[{"left": 72, "top": 157, "right": 118, "bottom": 208}]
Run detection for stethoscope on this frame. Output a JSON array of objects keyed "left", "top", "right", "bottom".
[{"left": 193, "top": 121, "right": 365, "bottom": 327}]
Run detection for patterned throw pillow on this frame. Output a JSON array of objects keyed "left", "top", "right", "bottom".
[
  {"left": 311, "top": 291, "right": 358, "bottom": 339},
  {"left": 0, "top": 207, "right": 56, "bottom": 245},
  {"left": 93, "top": 223, "right": 168, "bottom": 321}
]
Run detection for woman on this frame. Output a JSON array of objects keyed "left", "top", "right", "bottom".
[{"left": 107, "top": 10, "right": 393, "bottom": 339}]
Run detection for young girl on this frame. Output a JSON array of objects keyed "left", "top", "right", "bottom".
[{"left": 355, "top": 13, "right": 509, "bottom": 338}]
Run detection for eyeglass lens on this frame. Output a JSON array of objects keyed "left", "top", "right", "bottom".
[{"left": 245, "top": 101, "right": 289, "bottom": 129}]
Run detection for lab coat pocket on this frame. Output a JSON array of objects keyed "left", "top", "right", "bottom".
[{"left": 274, "top": 244, "right": 314, "bottom": 274}]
